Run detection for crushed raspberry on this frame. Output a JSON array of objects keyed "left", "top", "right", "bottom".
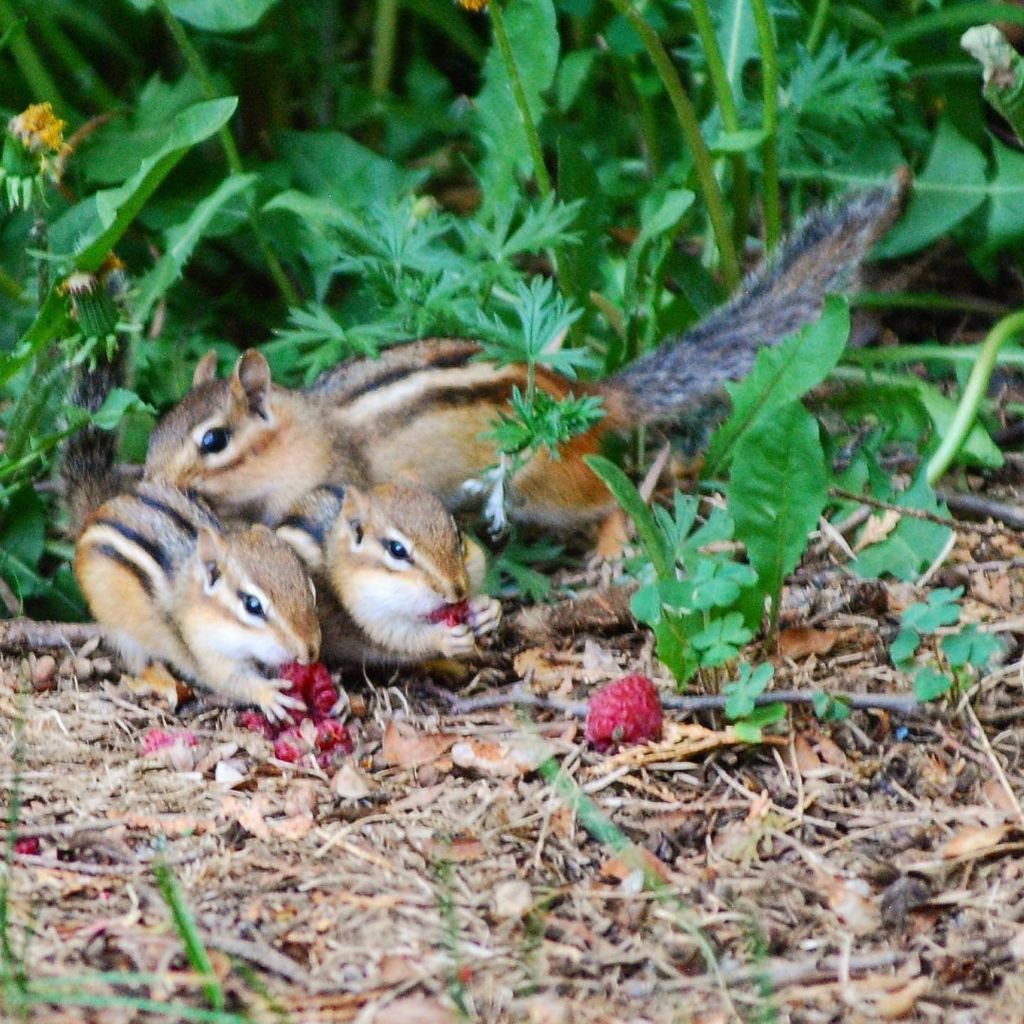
[
  {"left": 240, "top": 662, "right": 351, "bottom": 768},
  {"left": 141, "top": 728, "right": 197, "bottom": 755},
  {"left": 584, "top": 674, "right": 663, "bottom": 752},
  {"left": 427, "top": 600, "right": 470, "bottom": 627},
  {"left": 14, "top": 837, "right": 40, "bottom": 855}
]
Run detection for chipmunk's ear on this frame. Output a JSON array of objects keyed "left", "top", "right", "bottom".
[
  {"left": 230, "top": 349, "right": 272, "bottom": 419},
  {"left": 192, "top": 349, "right": 219, "bottom": 388},
  {"left": 341, "top": 487, "right": 370, "bottom": 546},
  {"left": 196, "top": 527, "right": 227, "bottom": 591}
]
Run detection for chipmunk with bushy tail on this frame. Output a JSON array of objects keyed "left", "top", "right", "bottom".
[
  {"left": 143, "top": 180, "right": 906, "bottom": 528},
  {"left": 62, "top": 279, "right": 321, "bottom": 721},
  {"left": 274, "top": 483, "right": 501, "bottom": 665}
]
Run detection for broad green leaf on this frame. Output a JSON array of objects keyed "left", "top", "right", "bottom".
[
  {"left": 941, "top": 626, "right": 1002, "bottom": 670},
  {"left": 890, "top": 628, "right": 921, "bottom": 667},
  {"left": 875, "top": 120, "right": 986, "bottom": 258},
  {"left": 812, "top": 691, "right": 851, "bottom": 722},
  {"left": 707, "top": 297, "right": 850, "bottom": 472},
  {"left": 91, "top": 388, "right": 156, "bottom": 430},
  {"left": 0, "top": 488, "right": 45, "bottom": 598},
  {"left": 902, "top": 587, "right": 962, "bottom": 633},
  {"left": 50, "top": 98, "right": 238, "bottom": 272},
  {"left": 729, "top": 403, "right": 829, "bottom": 611},
  {"left": 585, "top": 455, "right": 671, "bottom": 576},
  {"left": 987, "top": 135, "right": 1024, "bottom": 251},
  {"left": 630, "top": 583, "right": 662, "bottom": 625},
  {"left": 136, "top": 174, "right": 256, "bottom": 321},
  {"left": 910, "top": 380, "right": 1003, "bottom": 470},
  {"left": 724, "top": 661, "right": 774, "bottom": 719},
  {"left": 276, "top": 131, "right": 424, "bottom": 206},
  {"left": 849, "top": 474, "right": 953, "bottom": 581},
  {"left": 125, "top": 0, "right": 281, "bottom": 32},
  {"left": 0, "top": 290, "right": 70, "bottom": 388},
  {"left": 475, "top": 0, "right": 559, "bottom": 208},
  {"left": 913, "top": 667, "right": 952, "bottom": 702}
]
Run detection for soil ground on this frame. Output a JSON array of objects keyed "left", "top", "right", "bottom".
[{"left": 3, "top": 522, "right": 1024, "bottom": 1024}]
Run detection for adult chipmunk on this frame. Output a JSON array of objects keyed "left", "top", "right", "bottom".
[
  {"left": 63, "top": 326, "right": 321, "bottom": 721},
  {"left": 144, "top": 181, "right": 906, "bottom": 528},
  {"left": 274, "top": 483, "right": 501, "bottom": 664}
]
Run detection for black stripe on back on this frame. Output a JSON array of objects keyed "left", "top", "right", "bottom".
[
  {"left": 336, "top": 348, "right": 479, "bottom": 405},
  {"left": 277, "top": 514, "right": 325, "bottom": 544},
  {"left": 135, "top": 493, "right": 198, "bottom": 539},
  {"left": 94, "top": 518, "right": 174, "bottom": 577},
  {"left": 94, "top": 542, "right": 156, "bottom": 598},
  {"left": 376, "top": 380, "right": 517, "bottom": 434}
]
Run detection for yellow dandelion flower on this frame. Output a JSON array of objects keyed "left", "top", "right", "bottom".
[
  {"left": 456, "top": 0, "right": 489, "bottom": 11},
  {"left": 8, "top": 102, "right": 66, "bottom": 154}
]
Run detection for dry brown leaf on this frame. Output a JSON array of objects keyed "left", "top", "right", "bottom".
[
  {"left": 778, "top": 627, "right": 839, "bottom": 660},
  {"left": 972, "top": 572, "right": 1012, "bottom": 609},
  {"left": 269, "top": 814, "right": 313, "bottom": 841},
  {"left": 331, "top": 761, "right": 375, "bottom": 799},
  {"left": 982, "top": 779, "right": 1017, "bottom": 815},
  {"left": 373, "top": 995, "right": 456, "bottom": 1024},
  {"left": 220, "top": 795, "right": 271, "bottom": 841},
  {"left": 815, "top": 735, "right": 848, "bottom": 768},
  {"left": 792, "top": 734, "right": 822, "bottom": 775},
  {"left": 376, "top": 954, "right": 421, "bottom": 985},
  {"left": 941, "top": 824, "right": 1011, "bottom": 859},
  {"left": 855, "top": 509, "right": 901, "bottom": 552},
  {"left": 512, "top": 647, "right": 576, "bottom": 693},
  {"left": 874, "top": 976, "right": 930, "bottom": 1019},
  {"left": 424, "top": 835, "right": 484, "bottom": 862},
  {"left": 450, "top": 737, "right": 547, "bottom": 777},
  {"left": 601, "top": 846, "right": 672, "bottom": 884},
  {"left": 111, "top": 813, "right": 215, "bottom": 835},
  {"left": 380, "top": 720, "right": 456, "bottom": 768},
  {"left": 826, "top": 877, "right": 880, "bottom": 934}
]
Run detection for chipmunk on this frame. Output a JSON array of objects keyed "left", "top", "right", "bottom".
[
  {"left": 143, "top": 180, "right": 906, "bottom": 529},
  {"left": 274, "top": 483, "right": 501, "bottom": 664},
  {"left": 63, "top": 312, "right": 321, "bottom": 721}
]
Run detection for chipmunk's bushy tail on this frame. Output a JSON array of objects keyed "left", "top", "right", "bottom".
[
  {"left": 600, "top": 173, "right": 909, "bottom": 424},
  {"left": 61, "top": 277, "right": 131, "bottom": 534}
]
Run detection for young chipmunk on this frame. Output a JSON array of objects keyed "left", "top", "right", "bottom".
[
  {"left": 143, "top": 180, "right": 907, "bottom": 529},
  {"left": 274, "top": 483, "right": 501, "bottom": 664},
  {"left": 64, "top": 337, "right": 321, "bottom": 721}
]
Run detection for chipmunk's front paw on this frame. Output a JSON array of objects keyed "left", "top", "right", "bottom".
[
  {"left": 466, "top": 595, "right": 501, "bottom": 638},
  {"left": 438, "top": 622, "right": 477, "bottom": 659},
  {"left": 255, "top": 677, "right": 305, "bottom": 723}
]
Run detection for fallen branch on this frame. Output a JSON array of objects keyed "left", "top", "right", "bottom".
[
  {"left": 938, "top": 489, "right": 1024, "bottom": 532},
  {"left": 434, "top": 684, "right": 922, "bottom": 717},
  {"left": 0, "top": 619, "right": 103, "bottom": 653}
]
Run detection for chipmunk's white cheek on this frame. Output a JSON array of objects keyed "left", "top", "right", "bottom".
[
  {"left": 353, "top": 575, "right": 439, "bottom": 620},
  {"left": 190, "top": 622, "right": 290, "bottom": 665}
]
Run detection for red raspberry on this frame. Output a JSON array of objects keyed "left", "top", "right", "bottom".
[
  {"left": 141, "top": 729, "right": 196, "bottom": 755},
  {"left": 14, "top": 837, "right": 40, "bottom": 856},
  {"left": 584, "top": 674, "right": 663, "bottom": 752},
  {"left": 273, "top": 727, "right": 304, "bottom": 763},
  {"left": 238, "top": 710, "right": 277, "bottom": 739},
  {"left": 428, "top": 600, "right": 470, "bottom": 627}
]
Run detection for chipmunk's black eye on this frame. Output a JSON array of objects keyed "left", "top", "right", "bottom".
[
  {"left": 200, "top": 427, "right": 230, "bottom": 455},
  {"left": 239, "top": 592, "right": 265, "bottom": 619},
  {"left": 383, "top": 538, "right": 411, "bottom": 563}
]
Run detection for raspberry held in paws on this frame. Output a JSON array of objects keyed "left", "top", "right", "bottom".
[
  {"left": 427, "top": 599, "right": 470, "bottom": 627},
  {"left": 585, "top": 674, "right": 663, "bottom": 752}
]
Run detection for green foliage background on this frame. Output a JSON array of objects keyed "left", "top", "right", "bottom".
[{"left": 2, "top": 0, "right": 1024, "bottom": 622}]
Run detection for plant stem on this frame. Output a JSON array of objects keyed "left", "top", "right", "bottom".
[
  {"left": 806, "top": 0, "right": 831, "bottom": 54},
  {"left": 489, "top": 0, "right": 552, "bottom": 199},
  {"left": 370, "top": 0, "right": 398, "bottom": 96},
  {"left": 605, "top": 0, "right": 740, "bottom": 290},
  {"left": 750, "top": 0, "right": 781, "bottom": 251},
  {"left": 845, "top": 342, "right": 1024, "bottom": 370},
  {"left": 689, "top": 0, "right": 749, "bottom": 254},
  {"left": 151, "top": 0, "right": 299, "bottom": 307},
  {"left": 0, "top": 0, "right": 67, "bottom": 112},
  {"left": 0, "top": 267, "right": 27, "bottom": 302},
  {"left": 926, "top": 309, "right": 1024, "bottom": 485}
]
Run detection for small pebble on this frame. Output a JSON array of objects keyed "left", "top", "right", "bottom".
[
  {"left": 72, "top": 658, "right": 94, "bottom": 681},
  {"left": 31, "top": 654, "right": 56, "bottom": 690}
]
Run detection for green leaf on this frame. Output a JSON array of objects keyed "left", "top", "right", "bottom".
[
  {"left": 711, "top": 128, "right": 769, "bottom": 154},
  {"left": 135, "top": 174, "right": 256, "bottom": 322},
  {"left": 890, "top": 628, "right": 921, "bottom": 667},
  {"left": 875, "top": 120, "right": 987, "bottom": 259},
  {"left": 724, "top": 662, "right": 775, "bottom": 720},
  {"left": 91, "top": 388, "right": 156, "bottom": 430},
  {"left": 585, "top": 455, "right": 671, "bottom": 576},
  {"left": 50, "top": 98, "right": 238, "bottom": 272},
  {"left": 941, "top": 626, "right": 1002, "bottom": 671},
  {"left": 0, "top": 488, "right": 45, "bottom": 599},
  {"left": 125, "top": 0, "right": 281, "bottom": 32},
  {"left": 811, "top": 691, "right": 851, "bottom": 722},
  {"left": 630, "top": 583, "right": 662, "bottom": 625},
  {"left": 902, "top": 587, "right": 963, "bottom": 633},
  {"left": 475, "top": 0, "right": 559, "bottom": 208},
  {"left": 707, "top": 297, "right": 850, "bottom": 472},
  {"left": 850, "top": 475, "right": 954, "bottom": 582},
  {"left": 913, "top": 666, "right": 952, "bottom": 702},
  {"left": 653, "top": 613, "right": 697, "bottom": 683},
  {"left": 986, "top": 135, "right": 1024, "bottom": 251},
  {"left": 729, "top": 403, "right": 829, "bottom": 613},
  {"left": 690, "top": 611, "right": 752, "bottom": 667}
]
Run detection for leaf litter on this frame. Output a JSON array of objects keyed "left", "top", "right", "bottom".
[{"left": 3, "top": 524, "right": 1024, "bottom": 1022}]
